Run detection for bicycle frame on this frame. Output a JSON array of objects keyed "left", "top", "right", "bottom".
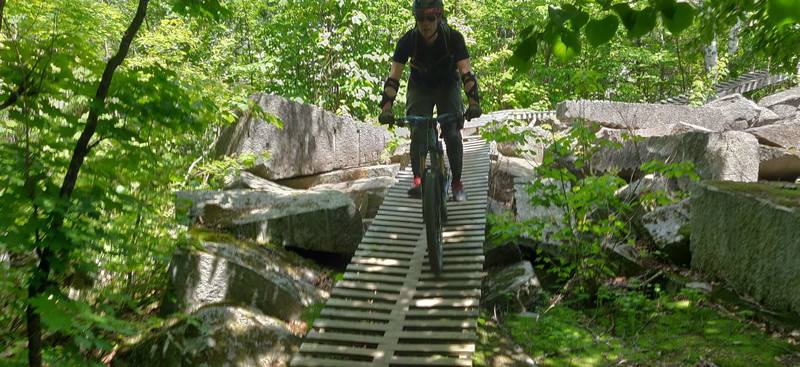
[{"left": 396, "top": 113, "right": 460, "bottom": 275}]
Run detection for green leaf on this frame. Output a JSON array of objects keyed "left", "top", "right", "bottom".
[
  {"left": 572, "top": 9, "right": 591, "bottom": 31},
  {"left": 548, "top": 5, "right": 571, "bottom": 26},
  {"left": 768, "top": 0, "right": 800, "bottom": 25},
  {"left": 612, "top": 3, "right": 636, "bottom": 31},
  {"left": 509, "top": 35, "right": 538, "bottom": 73},
  {"left": 585, "top": 14, "right": 619, "bottom": 46},
  {"left": 552, "top": 32, "right": 579, "bottom": 61},
  {"left": 30, "top": 296, "right": 74, "bottom": 333},
  {"left": 171, "top": 0, "right": 230, "bottom": 21},
  {"left": 661, "top": 2, "right": 695, "bottom": 34},
  {"left": 630, "top": 7, "right": 657, "bottom": 38}
]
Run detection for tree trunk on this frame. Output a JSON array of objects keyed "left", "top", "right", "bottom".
[
  {"left": 704, "top": 37, "right": 718, "bottom": 72},
  {"left": 0, "top": 0, "right": 6, "bottom": 31},
  {"left": 728, "top": 20, "right": 742, "bottom": 55},
  {"left": 25, "top": 1, "right": 150, "bottom": 366}
]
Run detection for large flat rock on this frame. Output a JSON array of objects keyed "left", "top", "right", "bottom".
[
  {"left": 705, "top": 93, "right": 778, "bottom": 128},
  {"left": 114, "top": 305, "right": 300, "bottom": 367},
  {"left": 759, "top": 145, "right": 800, "bottom": 181},
  {"left": 276, "top": 164, "right": 399, "bottom": 189},
  {"left": 758, "top": 86, "right": 800, "bottom": 109},
  {"left": 746, "top": 119, "right": 800, "bottom": 150},
  {"left": 176, "top": 188, "right": 362, "bottom": 255},
  {"left": 311, "top": 176, "right": 396, "bottom": 219},
  {"left": 592, "top": 131, "right": 760, "bottom": 183},
  {"left": 556, "top": 100, "right": 742, "bottom": 131},
  {"left": 164, "top": 241, "right": 326, "bottom": 321},
  {"left": 691, "top": 181, "right": 800, "bottom": 314},
  {"left": 215, "top": 93, "right": 391, "bottom": 180}
]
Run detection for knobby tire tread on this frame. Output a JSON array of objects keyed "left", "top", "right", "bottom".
[{"left": 423, "top": 169, "right": 443, "bottom": 275}]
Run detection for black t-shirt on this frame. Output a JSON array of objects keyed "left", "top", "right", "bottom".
[{"left": 392, "top": 24, "right": 469, "bottom": 89}]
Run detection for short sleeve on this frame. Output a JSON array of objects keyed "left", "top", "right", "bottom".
[
  {"left": 392, "top": 30, "right": 414, "bottom": 64},
  {"left": 451, "top": 30, "right": 469, "bottom": 62}
]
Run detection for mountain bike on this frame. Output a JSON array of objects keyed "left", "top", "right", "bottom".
[{"left": 395, "top": 113, "right": 461, "bottom": 275}]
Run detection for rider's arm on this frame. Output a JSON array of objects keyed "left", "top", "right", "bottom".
[
  {"left": 456, "top": 59, "right": 479, "bottom": 107},
  {"left": 381, "top": 62, "right": 405, "bottom": 113}
]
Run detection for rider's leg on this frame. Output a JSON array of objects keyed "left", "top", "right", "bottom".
[
  {"left": 435, "top": 81, "right": 466, "bottom": 201},
  {"left": 406, "top": 84, "right": 435, "bottom": 197}
]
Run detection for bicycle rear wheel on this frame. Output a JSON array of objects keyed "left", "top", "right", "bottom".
[{"left": 423, "top": 168, "right": 444, "bottom": 275}]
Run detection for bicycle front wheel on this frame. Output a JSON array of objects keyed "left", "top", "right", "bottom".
[{"left": 423, "top": 169, "right": 444, "bottom": 275}]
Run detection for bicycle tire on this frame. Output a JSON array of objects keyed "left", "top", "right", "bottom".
[
  {"left": 423, "top": 168, "right": 444, "bottom": 275},
  {"left": 440, "top": 169, "right": 448, "bottom": 225}
]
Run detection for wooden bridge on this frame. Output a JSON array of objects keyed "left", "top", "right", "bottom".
[
  {"left": 289, "top": 69, "right": 792, "bottom": 365},
  {"left": 290, "top": 136, "right": 491, "bottom": 367}
]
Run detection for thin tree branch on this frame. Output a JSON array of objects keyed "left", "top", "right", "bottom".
[
  {"left": 0, "top": 86, "right": 23, "bottom": 111},
  {"left": 60, "top": 0, "right": 149, "bottom": 200},
  {"left": 26, "top": 1, "right": 151, "bottom": 366}
]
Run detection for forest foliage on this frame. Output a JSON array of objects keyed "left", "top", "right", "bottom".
[{"left": 0, "top": 0, "right": 798, "bottom": 365}]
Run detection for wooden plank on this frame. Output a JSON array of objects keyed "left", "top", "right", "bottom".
[
  {"left": 423, "top": 263, "right": 482, "bottom": 271},
  {"left": 325, "top": 298, "right": 396, "bottom": 311},
  {"left": 443, "top": 235, "right": 485, "bottom": 243},
  {"left": 446, "top": 213, "right": 486, "bottom": 220},
  {"left": 353, "top": 250, "right": 413, "bottom": 260},
  {"left": 442, "top": 224, "right": 485, "bottom": 231},
  {"left": 320, "top": 308, "right": 395, "bottom": 321},
  {"left": 373, "top": 214, "right": 422, "bottom": 223},
  {"left": 416, "top": 279, "right": 482, "bottom": 288},
  {"left": 389, "top": 356, "right": 472, "bottom": 367},
  {"left": 392, "top": 343, "right": 475, "bottom": 353},
  {"left": 350, "top": 257, "right": 411, "bottom": 268},
  {"left": 412, "top": 298, "right": 479, "bottom": 308},
  {"left": 347, "top": 264, "right": 409, "bottom": 276},
  {"left": 401, "top": 319, "right": 477, "bottom": 328},
  {"left": 444, "top": 219, "right": 486, "bottom": 226},
  {"left": 411, "top": 289, "right": 481, "bottom": 299},
  {"left": 291, "top": 356, "right": 376, "bottom": 367},
  {"left": 446, "top": 203, "right": 487, "bottom": 211},
  {"left": 396, "top": 330, "right": 478, "bottom": 341},
  {"left": 377, "top": 210, "right": 422, "bottom": 219},
  {"left": 445, "top": 209, "right": 487, "bottom": 216},
  {"left": 365, "top": 225, "right": 420, "bottom": 235},
  {"left": 360, "top": 240, "right": 417, "bottom": 249},
  {"left": 418, "top": 272, "right": 484, "bottom": 281},
  {"left": 313, "top": 319, "right": 390, "bottom": 332},
  {"left": 358, "top": 244, "right": 415, "bottom": 254},
  {"left": 375, "top": 210, "right": 422, "bottom": 219},
  {"left": 442, "top": 242, "right": 484, "bottom": 249},
  {"left": 298, "top": 343, "right": 384, "bottom": 358},
  {"left": 343, "top": 272, "right": 408, "bottom": 284},
  {"left": 363, "top": 232, "right": 418, "bottom": 240},
  {"left": 381, "top": 198, "right": 423, "bottom": 206},
  {"left": 369, "top": 219, "right": 423, "bottom": 230},
  {"left": 380, "top": 205, "right": 422, "bottom": 213},
  {"left": 335, "top": 280, "right": 404, "bottom": 293},
  {"left": 306, "top": 330, "right": 385, "bottom": 343},
  {"left": 331, "top": 288, "right": 399, "bottom": 302},
  {"left": 438, "top": 255, "right": 485, "bottom": 263},
  {"left": 439, "top": 248, "right": 484, "bottom": 256},
  {"left": 405, "top": 309, "right": 479, "bottom": 317}
]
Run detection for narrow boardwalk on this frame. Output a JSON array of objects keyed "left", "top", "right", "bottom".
[{"left": 291, "top": 136, "right": 490, "bottom": 367}]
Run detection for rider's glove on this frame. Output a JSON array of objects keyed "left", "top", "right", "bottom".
[
  {"left": 379, "top": 110, "right": 395, "bottom": 125},
  {"left": 465, "top": 103, "right": 482, "bottom": 121},
  {"left": 461, "top": 71, "right": 482, "bottom": 121}
]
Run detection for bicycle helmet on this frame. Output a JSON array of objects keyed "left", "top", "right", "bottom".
[{"left": 412, "top": 0, "right": 443, "bottom": 15}]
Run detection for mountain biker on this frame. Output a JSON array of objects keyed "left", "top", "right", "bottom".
[{"left": 378, "top": 0, "right": 482, "bottom": 202}]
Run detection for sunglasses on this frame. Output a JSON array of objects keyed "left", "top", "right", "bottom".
[{"left": 415, "top": 14, "right": 438, "bottom": 22}]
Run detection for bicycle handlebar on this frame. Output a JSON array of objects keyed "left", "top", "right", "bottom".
[{"left": 394, "top": 113, "right": 463, "bottom": 127}]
